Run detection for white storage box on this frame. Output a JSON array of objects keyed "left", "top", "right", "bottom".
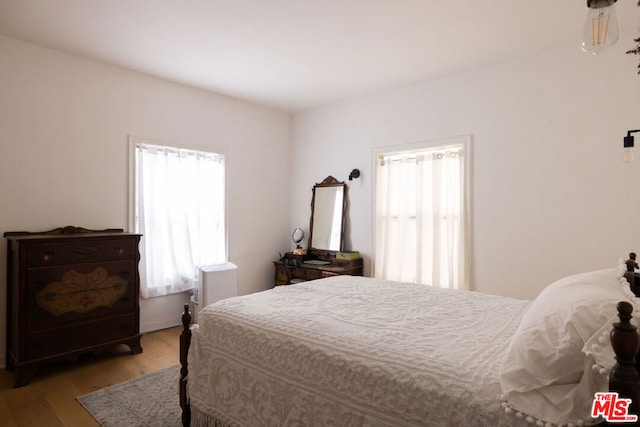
[{"left": 193, "top": 262, "right": 237, "bottom": 323}]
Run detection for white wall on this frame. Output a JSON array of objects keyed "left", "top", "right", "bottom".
[
  {"left": 291, "top": 43, "right": 640, "bottom": 300},
  {"left": 2, "top": 23, "right": 640, "bottom": 370},
  {"left": 0, "top": 36, "right": 292, "bottom": 364}
]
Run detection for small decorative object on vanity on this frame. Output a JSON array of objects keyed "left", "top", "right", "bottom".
[
  {"left": 337, "top": 251, "right": 360, "bottom": 260},
  {"left": 273, "top": 176, "right": 363, "bottom": 286},
  {"left": 4, "top": 226, "right": 143, "bottom": 387},
  {"left": 291, "top": 227, "right": 306, "bottom": 255}
]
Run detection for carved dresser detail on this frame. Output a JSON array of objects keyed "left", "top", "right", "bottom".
[{"left": 4, "top": 226, "right": 143, "bottom": 387}]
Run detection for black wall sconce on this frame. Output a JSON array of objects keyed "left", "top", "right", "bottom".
[
  {"left": 624, "top": 129, "right": 640, "bottom": 162},
  {"left": 348, "top": 169, "right": 360, "bottom": 181}
]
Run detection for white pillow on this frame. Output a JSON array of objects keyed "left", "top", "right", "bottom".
[{"left": 500, "top": 263, "right": 637, "bottom": 425}]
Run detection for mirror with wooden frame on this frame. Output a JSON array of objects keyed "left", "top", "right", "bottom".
[{"left": 308, "top": 176, "right": 347, "bottom": 253}]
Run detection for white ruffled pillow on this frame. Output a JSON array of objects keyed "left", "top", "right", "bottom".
[{"left": 500, "top": 262, "right": 638, "bottom": 426}]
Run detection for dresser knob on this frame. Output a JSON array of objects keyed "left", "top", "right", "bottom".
[
  {"left": 42, "top": 253, "right": 53, "bottom": 262},
  {"left": 114, "top": 247, "right": 125, "bottom": 255}
]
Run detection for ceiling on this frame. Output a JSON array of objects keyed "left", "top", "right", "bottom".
[{"left": 0, "top": 1, "right": 638, "bottom": 113}]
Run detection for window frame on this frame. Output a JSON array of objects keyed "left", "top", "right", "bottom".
[
  {"left": 371, "top": 134, "right": 473, "bottom": 289},
  {"left": 128, "top": 135, "right": 230, "bottom": 294}
]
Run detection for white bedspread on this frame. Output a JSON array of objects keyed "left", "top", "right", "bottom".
[{"left": 188, "top": 276, "right": 531, "bottom": 427}]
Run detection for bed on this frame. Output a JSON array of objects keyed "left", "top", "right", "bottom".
[{"left": 179, "top": 260, "right": 640, "bottom": 426}]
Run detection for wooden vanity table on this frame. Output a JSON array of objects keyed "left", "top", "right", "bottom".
[
  {"left": 274, "top": 252, "right": 363, "bottom": 286},
  {"left": 274, "top": 176, "right": 363, "bottom": 287}
]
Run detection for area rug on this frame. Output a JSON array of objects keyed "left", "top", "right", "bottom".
[{"left": 77, "top": 365, "right": 182, "bottom": 427}]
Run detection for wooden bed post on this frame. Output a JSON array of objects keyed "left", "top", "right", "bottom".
[
  {"left": 609, "top": 301, "right": 640, "bottom": 418},
  {"left": 625, "top": 255, "right": 638, "bottom": 297},
  {"left": 180, "top": 303, "right": 192, "bottom": 427}
]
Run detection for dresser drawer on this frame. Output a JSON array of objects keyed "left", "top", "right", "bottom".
[
  {"left": 274, "top": 262, "right": 289, "bottom": 283},
  {"left": 321, "top": 271, "right": 340, "bottom": 278},
  {"left": 26, "top": 238, "right": 137, "bottom": 267},
  {"left": 25, "top": 260, "right": 136, "bottom": 331},
  {"left": 25, "top": 313, "right": 137, "bottom": 360},
  {"left": 303, "top": 268, "right": 324, "bottom": 280}
]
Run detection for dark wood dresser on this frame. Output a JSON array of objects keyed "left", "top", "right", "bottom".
[
  {"left": 274, "top": 252, "right": 363, "bottom": 286},
  {"left": 4, "top": 226, "right": 143, "bottom": 387}
]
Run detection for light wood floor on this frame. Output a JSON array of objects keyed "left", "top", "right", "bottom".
[{"left": 0, "top": 326, "right": 181, "bottom": 427}]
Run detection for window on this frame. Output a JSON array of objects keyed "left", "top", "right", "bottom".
[
  {"left": 373, "top": 136, "right": 469, "bottom": 290},
  {"left": 131, "top": 138, "right": 226, "bottom": 298}
]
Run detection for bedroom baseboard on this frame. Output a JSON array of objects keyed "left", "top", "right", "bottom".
[
  {"left": 140, "top": 292, "right": 190, "bottom": 334},
  {"left": 140, "top": 318, "right": 181, "bottom": 334}
]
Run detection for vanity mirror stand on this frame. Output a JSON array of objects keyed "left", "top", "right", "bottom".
[{"left": 273, "top": 176, "right": 363, "bottom": 287}]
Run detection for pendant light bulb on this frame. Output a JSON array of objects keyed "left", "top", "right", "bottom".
[
  {"left": 581, "top": 0, "right": 619, "bottom": 55},
  {"left": 624, "top": 131, "right": 637, "bottom": 163}
]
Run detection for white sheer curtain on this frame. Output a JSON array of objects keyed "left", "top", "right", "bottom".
[
  {"left": 135, "top": 143, "right": 226, "bottom": 298},
  {"left": 374, "top": 144, "right": 467, "bottom": 290}
]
